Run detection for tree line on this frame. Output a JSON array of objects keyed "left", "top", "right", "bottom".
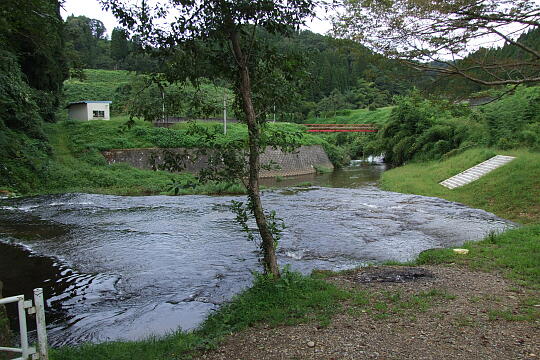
[
  {"left": 62, "top": 14, "right": 419, "bottom": 116},
  {"left": 64, "top": 15, "right": 159, "bottom": 76}
]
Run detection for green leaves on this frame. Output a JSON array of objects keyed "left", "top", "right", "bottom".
[{"left": 230, "top": 199, "right": 286, "bottom": 250}]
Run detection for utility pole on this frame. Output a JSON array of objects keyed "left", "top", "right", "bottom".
[
  {"left": 160, "top": 86, "right": 166, "bottom": 121},
  {"left": 223, "top": 91, "right": 227, "bottom": 135},
  {"left": 158, "top": 83, "right": 165, "bottom": 122}
]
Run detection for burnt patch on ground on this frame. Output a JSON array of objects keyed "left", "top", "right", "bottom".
[{"left": 352, "top": 267, "right": 434, "bottom": 283}]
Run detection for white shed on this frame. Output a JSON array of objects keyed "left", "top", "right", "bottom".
[{"left": 67, "top": 101, "right": 112, "bottom": 121}]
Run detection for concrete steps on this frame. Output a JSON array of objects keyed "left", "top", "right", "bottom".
[{"left": 439, "top": 155, "right": 516, "bottom": 189}]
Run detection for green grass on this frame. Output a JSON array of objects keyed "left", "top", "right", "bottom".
[
  {"left": 60, "top": 118, "right": 324, "bottom": 153},
  {"left": 416, "top": 225, "right": 540, "bottom": 289},
  {"left": 2, "top": 117, "right": 330, "bottom": 196},
  {"left": 64, "top": 70, "right": 134, "bottom": 115},
  {"left": 305, "top": 106, "right": 393, "bottom": 126},
  {"left": 313, "top": 165, "right": 333, "bottom": 174},
  {"left": 7, "top": 120, "right": 246, "bottom": 196},
  {"left": 380, "top": 148, "right": 540, "bottom": 224},
  {"left": 347, "top": 287, "right": 456, "bottom": 320},
  {"left": 62, "top": 69, "right": 233, "bottom": 120},
  {"left": 51, "top": 271, "right": 348, "bottom": 360}
]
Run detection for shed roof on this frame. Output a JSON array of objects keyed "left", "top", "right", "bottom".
[{"left": 66, "top": 101, "right": 112, "bottom": 108}]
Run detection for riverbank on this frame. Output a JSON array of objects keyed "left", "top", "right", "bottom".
[
  {"left": 191, "top": 147, "right": 539, "bottom": 359},
  {"left": 50, "top": 224, "right": 539, "bottom": 360},
  {"left": 2, "top": 118, "right": 341, "bottom": 196},
  {"left": 48, "top": 146, "right": 539, "bottom": 359},
  {"left": 380, "top": 148, "right": 540, "bottom": 224}
]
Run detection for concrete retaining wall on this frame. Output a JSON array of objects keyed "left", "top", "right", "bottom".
[{"left": 102, "top": 145, "right": 333, "bottom": 178}]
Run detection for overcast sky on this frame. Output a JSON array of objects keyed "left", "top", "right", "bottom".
[{"left": 60, "top": 0, "right": 333, "bottom": 37}]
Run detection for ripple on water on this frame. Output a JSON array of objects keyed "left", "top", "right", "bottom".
[{"left": 0, "top": 186, "right": 514, "bottom": 346}]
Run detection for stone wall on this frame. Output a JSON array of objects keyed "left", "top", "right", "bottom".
[{"left": 102, "top": 145, "right": 333, "bottom": 178}]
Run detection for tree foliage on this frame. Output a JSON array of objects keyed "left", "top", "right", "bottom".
[
  {"left": 64, "top": 15, "right": 159, "bottom": 73},
  {"left": 101, "top": 0, "right": 320, "bottom": 277},
  {"left": 0, "top": 0, "right": 66, "bottom": 191},
  {"left": 335, "top": 0, "right": 540, "bottom": 86},
  {"left": 365, "top": 86, "right": 540, "bottom": 167},
  {"left": 0, "top": 0, "right": 67, "bottom": 123},
  {"left": 111, "top": 27, "right": 130, "bottom": 66}
]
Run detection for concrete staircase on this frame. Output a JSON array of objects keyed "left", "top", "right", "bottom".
[{"left": 439, "top": 155, "right": 516, "bottom": 189}]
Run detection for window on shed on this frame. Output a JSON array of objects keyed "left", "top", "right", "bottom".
[{"left": 93, "top": 110, "right": 105, "bottom": 118}]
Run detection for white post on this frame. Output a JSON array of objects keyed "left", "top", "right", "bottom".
[
  {"left": 273, "top": 104, "right": 276, "bottom": 123},
  {"left": 162, "top": 88, "right": 166, "bottom": 122},
  {"left": 34, "top": 288, "right": 48, "bottom": 360},
  {"left": 223, "top": 92, "right": 227, "bottom": 135},
  {"left": 17, "top": 296, "right": 30, "bottom": 359}
]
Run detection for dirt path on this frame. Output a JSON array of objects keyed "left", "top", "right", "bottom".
[{"left": 198, "top": 266, "right": 539, "bottom": 360}]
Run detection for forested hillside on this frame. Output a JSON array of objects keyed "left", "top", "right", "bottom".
[
  {"left": 59, "top": 14, "right": 538, "bottom": 120},
  {"left": 64, "top": 15, "right": 159, "bottom": 75},
  {"left": 61, "top": 15, "right": 416, "bottom": 117},
  {"left": 430, "top": 27, "right": 540, "bottom": 97},
  {"left": 0, "top": 0, "right": 67, "bottom": 193}
]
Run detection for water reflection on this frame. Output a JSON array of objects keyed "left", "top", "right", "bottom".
[{"left": 261, "top": 160, "right": 386, "bottom": 189}]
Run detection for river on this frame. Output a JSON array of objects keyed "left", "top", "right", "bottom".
[{"left": 0, "top": 162, "right": 514, "bottom": 346}]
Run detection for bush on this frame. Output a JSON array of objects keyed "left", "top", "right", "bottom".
[{"left": 370, "top": 86, "right": 540, "bottom": 166}]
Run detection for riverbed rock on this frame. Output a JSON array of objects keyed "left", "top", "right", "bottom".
[{"left": 353, "top": 267, "right": 434, "bottom": 283}]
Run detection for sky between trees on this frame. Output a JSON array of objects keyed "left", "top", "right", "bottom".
[{"left": 60, "top": 0, "right": 333, "bottom": 38}]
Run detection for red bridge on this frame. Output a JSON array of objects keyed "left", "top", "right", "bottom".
[{"left": 305, "top": 124, "right": 378, "bottom": 133}]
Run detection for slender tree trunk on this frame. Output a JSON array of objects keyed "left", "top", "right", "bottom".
[{"left": 230, "top": 31, "right": 280, "bottom": 278}]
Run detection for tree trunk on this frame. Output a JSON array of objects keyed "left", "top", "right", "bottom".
[{"left": 230, "top": 31, "right": 280, "bottom": 278}]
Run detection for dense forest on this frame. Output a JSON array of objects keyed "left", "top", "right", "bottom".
[
  {"left": 60, "top": 13, "right": 540, "bottom": 119},
  {"left": 0, "top": 0, "right": 67, "bottom": 192},
  {"left": 62, "top": 14, "right": 416, "bottom": 118}
]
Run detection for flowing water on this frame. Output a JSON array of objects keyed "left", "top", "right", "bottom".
[{"left": 0, "top": 163, "right": 514, "bottom": 346}]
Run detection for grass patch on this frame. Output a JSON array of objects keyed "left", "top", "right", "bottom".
[
  {"left": 380, "top": 148, "right": 540, "bottom": 224},
  {"left": 487, "top": 307, "right": 538, "bottom": 322},
  {"left": 305, "top": 107, "right": 393, "bottom": 126},
  {"left": 51, "top": 271, "right": 348, "bottom": 360},
  {"left": 2, "top": 121, "right": 248, "bottom": 196},
  {"left": 60, "top": 118, "right": 324, "bottom": 154},
  {"left": 416, "top": 225, "right": 540, "bottom": 289},
  {"left": 63, "top": 70, "right": 134, "bottom": 115},
  {"left": 347, "top": 287, "right": 455, "bottom": 320},
  {"left": 313, "top": 165, "right": 333, "bottom": 174},
  {"left": 7, "top": 117, "right": 330, "bottom": 196}
]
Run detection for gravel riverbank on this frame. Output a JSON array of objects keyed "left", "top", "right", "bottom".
[{"left": 198, "top": 265, "right": 539, "bottom": 360}]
